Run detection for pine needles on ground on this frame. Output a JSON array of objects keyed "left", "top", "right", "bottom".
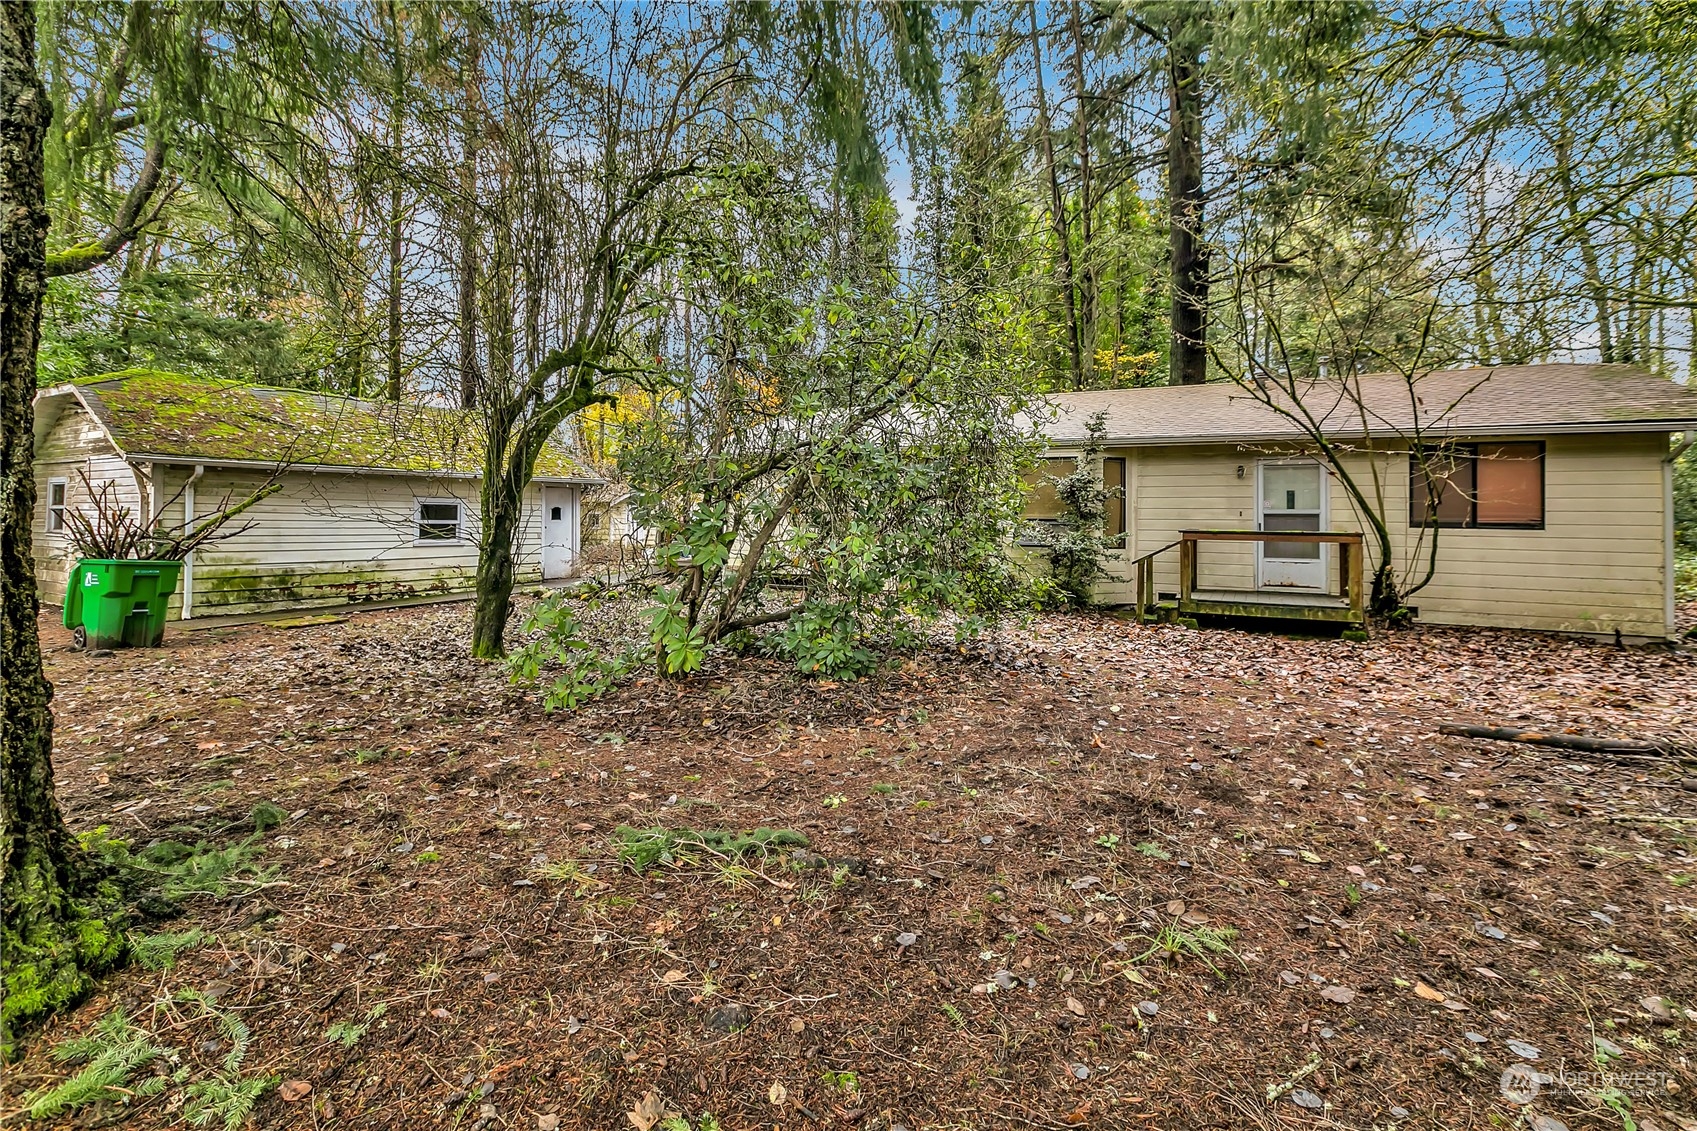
[
  {"left": 181, "top": 1071, "right": 279, "bottom": 1130},
  {"left": 79, "top": 807, "right": 281, "bottom": 901},
  {"left": 323, "top": 1002, "right": 387, "bottom": 1049},
  {"left": 174, "top": 989, "right": 278, "bottom": 1129}
]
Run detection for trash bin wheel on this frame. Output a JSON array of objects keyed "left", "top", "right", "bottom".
[{"left": 72, "top": 625, "right": 87, "bottom": 651}]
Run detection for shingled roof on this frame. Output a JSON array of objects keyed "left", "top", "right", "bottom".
[
  {"left": 1043, "top": 364, "right": 1697, "bottom": 447},
  {"left": 35, "top": 369, "right": 599, "bottom": 482}
]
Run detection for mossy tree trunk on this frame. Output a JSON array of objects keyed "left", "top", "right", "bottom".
[
  {"left": 469, "top": 476, "right": 522, "bottom": 660},
  {"left": 1, "top": 0, "right": 123, "bottom": 1060},
  {"left": 468, "top": 375, "right": 610, "bottom": 661}
]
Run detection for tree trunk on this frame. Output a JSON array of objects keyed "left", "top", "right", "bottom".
[
  {"left": 468, "top": 370, "right": 609, "bottom": 661},
  {"left": 384, "top": 1, "right": 404, "bottom": 401},
  {"left": 1069, "top": 0, "right": 1097, "bottom": 380},
  {"left": 2, "top": 1, "right": 123, "bottom": 1059},
  {"left": 1552, "top": 132, "right": 1614, "bottom": 363},
  {"left": 456, "top": 22, "right": 481, "bottom": 410},
  {"left": 469, "top": 480, "right": 520, "bottom": 660},
  {"left": 1166, "top": 18, "right": 1208, "bottom": 387},
  {"left": 1027, "top": 5, "right": 1083, "bottom": 390}
]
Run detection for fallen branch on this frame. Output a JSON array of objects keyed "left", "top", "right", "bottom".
[
  {"left": 1596, "top": 814, "right": 1697, "bottom": 826},
  {"left": 1438, "top": 723, "right": 1686, "bottom": 761}
]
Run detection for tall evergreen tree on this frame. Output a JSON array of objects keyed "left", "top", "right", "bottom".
[{"left": 2, "top": 0, "right": 125, "bottom": 1060}]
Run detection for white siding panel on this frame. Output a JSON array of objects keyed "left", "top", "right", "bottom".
[
  {"left": 32, "top": 405, "right": 144, "bottom": 605},
  {"left": 33, "top": 400, "right": 568, "bottom": 619},
  {"left": 153, "top": 469, "right": 546, "bottom": 619}
]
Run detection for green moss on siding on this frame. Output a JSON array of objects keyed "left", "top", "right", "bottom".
[{"left": 195, "top": 565, "right": 477, "bottom": 611}]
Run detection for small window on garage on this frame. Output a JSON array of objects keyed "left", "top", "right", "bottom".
[
  {"left": 415, "top": 499, "right": 463, "bottom": 542},
  {"left": 46, "top": 477, "right": 68, "bottom": 532},
  {"left": 1102, "top": 457, "right": 1127, "bottom": 549}
]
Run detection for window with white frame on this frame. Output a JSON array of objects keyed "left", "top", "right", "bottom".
[
  {"left": 46, "top": 477, "right": 68, "bottom": 532},
  {"left": 415, "top": 499, "right": 464, "bottom": 543}
]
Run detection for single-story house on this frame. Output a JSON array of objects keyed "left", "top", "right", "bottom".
[
  {"left": 1029, "top": 363, "right": 1697, "bottom": 641},
  {"left": 32, "top": 369, "right": 603, "bottom": 620}
]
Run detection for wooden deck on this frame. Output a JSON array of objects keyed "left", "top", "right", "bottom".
[{"left": 1131, "top": 529, "right": 1367, "bottom": 628}]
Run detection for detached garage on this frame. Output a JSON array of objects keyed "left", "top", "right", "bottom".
[{"left": 32, "top": 369, "right": 602, "bottom": 620}]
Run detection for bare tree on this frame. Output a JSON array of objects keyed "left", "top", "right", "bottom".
[{"left": 458, "top": 4, "right": 747, "bottom": 659}]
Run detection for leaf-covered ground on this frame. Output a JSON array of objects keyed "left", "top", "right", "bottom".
[{"left": 9, "top": 603, "right": 1697, "bottom": 1131}]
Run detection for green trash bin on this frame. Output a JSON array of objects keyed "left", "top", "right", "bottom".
[{"left": 62, "top": 559, "right": 184, "bottom": 650}]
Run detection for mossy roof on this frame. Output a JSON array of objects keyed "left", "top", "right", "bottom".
[{"left": 56, "top": 369, "right": 597, "bottom": 481}]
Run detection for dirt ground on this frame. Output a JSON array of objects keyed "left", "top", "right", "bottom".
[{"left": 7, "top": 601, "right": 1697, "bottom": 1131}]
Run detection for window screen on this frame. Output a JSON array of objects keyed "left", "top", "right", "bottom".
[
  {"left": 1411, "top": 450, "right": 1474, "bottom": 527},
  {"left": 1474, "top": 443, "right": 1544, "bottom": 525},
  {"left": 1022, "top": 458, "right": 1077, "bottom": 521},
  {"left": 1260, "top": 463, "right": 1324, "bottom": 559},
  {"left": 416, "top": 500, "right": 462, "bottom": 541},
  {"left": 1102, "top": 457, "right": 1126, "bottom": 548}
]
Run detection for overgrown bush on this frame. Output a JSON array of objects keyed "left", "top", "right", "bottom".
[
  {"left": 1039, "top": 411, "right": 1115, "bottom": 606},
  {"left": 508, "top": 181, "right": 1043, "bottom": 703}
]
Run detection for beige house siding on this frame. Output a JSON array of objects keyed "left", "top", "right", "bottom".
[
  {"left": 32, "top": 403, "right": 570, "bottom": 620},
  {"left": 1392, "top": 432, "right": 1669, "bottom": 638},
  {"left": 1065, "top": 431, "right": 1672, "bottom": 639}
]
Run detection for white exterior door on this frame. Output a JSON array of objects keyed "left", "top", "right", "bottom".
[
  {"left": 1256, "top": 461, "right": 1327, "bottom": 590},
  {"left": 540, "top": 486, "right": 577, "bottom": 580}
]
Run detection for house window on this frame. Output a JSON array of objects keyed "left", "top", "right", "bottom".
[
  {"left": 1102, "top": 457, "right": 1127, "bottom": 548},
  {"left": 1022, "top": 458, "right": 1076, "bottom": 520},
  {"left": 1410, "top": 442, "right": 1544, "bottom": 529},
  {"left": 1020, "top": 457, "right": 1077, "bottom": 544},
  {"left": 415, "top": 499, "right": 464, "bottom": 542},
  {"left": 46, "top": 477, "right": 68, "bottom": 532}
]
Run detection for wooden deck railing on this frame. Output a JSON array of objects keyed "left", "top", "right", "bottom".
[
  {"left": 1130, "top": 540, "right": 1180, "bottom": 623},
  {"left": 1128, "top": 530, "right": 1366, "bottom": 626}
]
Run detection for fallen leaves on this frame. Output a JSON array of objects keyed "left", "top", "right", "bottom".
[
  {"left": 627, "top": 1089, "right": 671, "bottom": 1131},
  {"left": 34, "top": 598, "right": 1697, "bottom": 1131}
]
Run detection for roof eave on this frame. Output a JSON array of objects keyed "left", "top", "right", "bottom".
[
  {"left": 1049, "top": 419, "right": 1697, "bottom": 449},
  {"left": 125, "top": 452, "right": 604, "bottom": 485},
  {"left": 33, "top": 383, "right": 129, "bottom": 458}
]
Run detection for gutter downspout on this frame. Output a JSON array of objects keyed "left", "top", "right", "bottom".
[{"left": 182, "top": 464, "right": 205, "bottom": 620}]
